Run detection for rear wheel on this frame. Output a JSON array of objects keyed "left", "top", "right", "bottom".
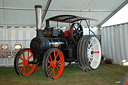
[
  {"left": 14, "top": 48, "right": 37, "bottom": 76},
  {"left": 85, "top": 35, "right": 101, "bottom": 70},
  {"left": 77, "top": 36, "right": 88, "bottom": 68},
  {"left": 77, "top": 35, "right": 101, "bottom": 70},
  {"left": 43, "top": 48, "right": 65, "bottom": 79}
]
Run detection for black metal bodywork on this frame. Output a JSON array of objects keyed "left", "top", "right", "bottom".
[
  {"left": 30, "top": 29, "right": 77, "bottom": 63},
  {"left": 30, "top": 5, "right": 97, "bottom": 65}
]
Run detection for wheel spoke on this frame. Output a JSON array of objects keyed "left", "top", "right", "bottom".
[
  {"left": 48, "top": 65, "right": 51, "bottom": 69},
  {"left": 19, "top": 56, "right": 24, "bottom": 60},
  {"left": 87, "top": 44, "right": 90, "bottom": 49},
  {"left": 78, "top": 31, "right": 83, "bottom": 37},
  {"left": 73, "top": 26, "right": 77, "bottom": 30},
  {"left": 56, "top": 66, "right": 59, "bottom": 72},
  {"left": 90, "top": 62, "right": 94, "bottom": 67},
  {"left": 53, "top": 70, "right": 55, "bottom": 77},
  {"left": 49, "top": 55, "right": 52, "bottom": 61},
  {"left": 28, "top": 55, "right": 33, "bottom": 60},
  {"left": 90, "top": 58, "right": 97, "bottom": 67},
  {"left": 23, "top": 66, "right": 25, "bottom": 74},
  {"left": 77, "top": 23, "right": 80, "bottom": 29},
  {"left": 55, "top": 54, "right": 59, "bottom": 60},
  {"left": 54, "top": 51, "right": 58, "bottom": 60},
  {"left": 79, "top": 31, "right": 83, "bottom": 34},
  {"left": 28, "top": 65, "right": 30, "bottom": 72},
  {"left": 57, "top": 60, "right": 60, "bottom": 63},
  {"left": 73, "top": 32, "right": 78, "bottom": 36},
  {"left": 18, "top": 62, "right": 23, "bottom": 65},
  {"left": 19, "top": 66, "right": 25, "bottom": 72},
  {"left": 76, "top": 27, "right": 79, "bottom": 31},
  {"left": 58, "top": 64, "right": 63, "bottom": 68},
  {"left": 93, "top": 42, "right": 98, "bottom": 48},
  {"left": 58, "top": 65, "right": 60, "bottom": 68},
  {"left": 54, "top": 51, "right": 56, "bottom": 57},
  {"left": 22, "top": 52, "right": 25, "bottom": 60},
  {"left": 28, "top": 64, "right": 33, "bottom": 68},
  {"left": 88, "top": 54, "right": 92, "bottom": 58},
  {"left": 27, "top": 51, "right": 29, "bottom": 60},
  {"left": 88, "top": 43, "right": 93, "bottom": 49},
  {"left": 88, "top": 58, "right": 92, "bottom": 63},
  {"left": 93, "top": 57, "right": 98, "bottom": 62},
  {"left": 50, "top": 67, "right": 55, "bottom": 76},
  {"left": 49, "top": 70, "right": 53, "bottom": 76},
  {"left": 48, "top": 60, "right": 51, "bottom": 63},
  {"left": 91, "top": 38, "right": 95, "bottom": 43}
]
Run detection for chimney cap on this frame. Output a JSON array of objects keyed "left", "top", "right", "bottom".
[{"left": 35, "top": 5, "right": 42, "bottom": 8}]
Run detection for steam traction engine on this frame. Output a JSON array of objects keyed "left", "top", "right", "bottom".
[{"left": 14, "top": 5, "right": 101, "bottom": 79}]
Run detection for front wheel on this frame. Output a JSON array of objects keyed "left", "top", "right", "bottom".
[
  {"left": 43, "top": 48, "right": 65, "bottom": 79},
  {"left": 14, "top": 48, "right": 37, "bottom": 76}
]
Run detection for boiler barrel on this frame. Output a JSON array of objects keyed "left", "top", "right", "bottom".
[
  {"left": 30, "top": 37, "right": 68, "bottom": 54},
  {"left": 48, "top": 38, "right": 67, "bottom": 49}
]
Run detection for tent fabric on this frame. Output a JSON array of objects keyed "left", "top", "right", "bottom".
[
  {"left": 0, "top": 0, "right": 126, "bottom": 27},
  {"left": 101, "top": 23, "right": 128, "bottom": 65}
]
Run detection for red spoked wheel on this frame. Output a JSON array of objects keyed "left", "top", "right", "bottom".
[
  {"left": 14, "top": 48, "right": 37, "bottom": 76},
  {"left": 125, "top": 80, "right": 128, "bottom": 85},
  {"left": 120, "top": 73, "right": 128, "bottom": 85},
  {"left": 43, "top": 48, "right": 65, "bottom": 79}
]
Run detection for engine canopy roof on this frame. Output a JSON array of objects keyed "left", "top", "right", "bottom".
[{"left": 46, "top": 15, "right": 97, "bottom": 23}]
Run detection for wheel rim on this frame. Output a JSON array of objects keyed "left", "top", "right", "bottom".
[
  {"left": 125, "top": 80, "right": 128, "bottom": 85},
  {"left": 18, "top": 49, "right": 36, "bottom": 76},
  {"left": 47, "top": 50, "right": 64, "bottom": 79},
  {"left": 70, "top": 23, "right": 83, "bottom": 44},
  {"left": 87, "top": 36, "right": 101, "bottom": 69}
]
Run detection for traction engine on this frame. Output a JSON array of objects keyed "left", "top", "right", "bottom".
[{"left": 14, "top": 5, "right": 101, "bottom": 79}]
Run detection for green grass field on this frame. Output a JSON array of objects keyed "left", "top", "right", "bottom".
[{"left": 0, "top": 64, "right": 128, "bottom": 85}]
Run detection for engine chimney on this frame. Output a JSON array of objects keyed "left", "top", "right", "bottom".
[{"left": 35, "top": 5, "right": 43, "bottom": 37}]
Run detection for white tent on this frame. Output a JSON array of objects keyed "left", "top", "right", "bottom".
[
  {"left": 0, "top": 0, "right": 128, "bottom": 66},
  {"left": 0, "top": 0, "right": 128, "bottom": 27}
]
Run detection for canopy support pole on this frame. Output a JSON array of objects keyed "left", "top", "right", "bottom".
[{"left": 42, "top": 0, "right": 52, "bottom": 23}]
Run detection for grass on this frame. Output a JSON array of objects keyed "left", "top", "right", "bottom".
[{"left": 0, "top": 63, "right": 128, "bottom": 85}]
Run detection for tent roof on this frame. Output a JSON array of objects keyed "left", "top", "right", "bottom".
[{"left": 0, "top": 0, "right": 128, "bottom": 27}]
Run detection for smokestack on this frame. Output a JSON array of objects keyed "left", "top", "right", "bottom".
[{"left": 35, "top": 5, "right": 42, "bottom": 37}]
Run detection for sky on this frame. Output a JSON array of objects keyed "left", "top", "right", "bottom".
[{"left": 102, "top": 3, "right": 128, "bottom": 27}]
